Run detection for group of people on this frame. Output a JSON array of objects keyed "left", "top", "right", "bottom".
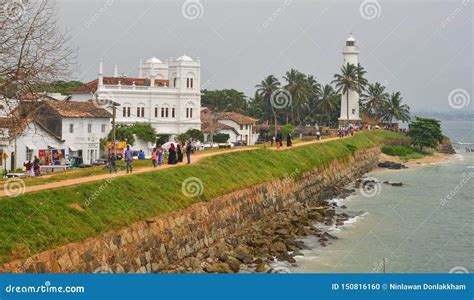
[
  {"left": 165, "top": 141, "right": 192, "bottom": 165},
  {"left": 108, "top": 141, "right": 193, "bottom": 174},
  {"left": 338, "top": 124, "right": 358, "bottom": 138},
  {"left": 269, "top": 128, "right": 292, "bottom": 148},
  {"left": 23, "top": 156, "right": 41, "bottom": 176}
]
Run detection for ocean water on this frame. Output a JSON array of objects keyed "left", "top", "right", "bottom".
[{"left": 290, "top": 121, "right": 474, "bottom": 273}]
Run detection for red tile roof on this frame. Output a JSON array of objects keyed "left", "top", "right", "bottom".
[
  {"left": 73, "top": 77, "right": 170, "bottom": 93},
  {"left": 42, "top": 100, "right": 112, "bottom": 118},
  {"left": 217, "top": 112, "right": 256, "bottom": 125}
]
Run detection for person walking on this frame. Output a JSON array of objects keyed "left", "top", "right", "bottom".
[
  {"left": 186, "top": 141, "right": 192, "bottom": 164},
  {"left": 24, "top": 161, "right": 33, "bottom": 176},
  {"left": 286, "top": 133, "right": 292, "bottom": 147},
  {"left": 168, "top": 143, "right": 177, "bottom": 165},
  {"left": 177, "top": 144, "right": 183, "bottom": 163},
  {"left": 108, "top": 152, "right": 117, "bottom": 174},
  {"left": 33, "top": 156, "right": 40, "bottom": 176},
  {"left": 316, "top": 130, "right": 321, "bottom": 141},
  {"left": 124, "top": 144, "right": 133, "bottom": 173},
  {"left": 157, "top": 144, "right": 164, "bottom": 166},
  {"left": 151, "top": 148, "right": 158, "bottom": 168},
  {"left": 275, "top": 129, "right": 283, "bottom": 149},
  {"left": 270, "top": 136, "right": 275, "bottom": 147}
]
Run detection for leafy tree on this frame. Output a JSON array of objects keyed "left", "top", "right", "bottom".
[
  {"left": 407, "top": 117, "right": 443, "bottom": 150},
  {"left": 280, "top": 124, "right": 294, "bottom": 139},
  {"left": 176, "top": 133, "right": 190, "bottom": 144},
  {"left": 186, "top": 129, "right": 204, "bottom": 142},
  {"left": 212, "top": 133, "right": 230, "bottom": 143},
  {"left": 201, "top": 89, "right": 248, "bottom": 113},
  {"left": 380, "top": 91, "right": 411, "bottom": 124},
  {"left": 156, "top": 134, "right": 169, "bottom": 145},
  {"left": 107, "top": 123, "right": 156, "bottom": 146},
  {"left": 284, "top": 69, "right": 312, "bottom": 125}
]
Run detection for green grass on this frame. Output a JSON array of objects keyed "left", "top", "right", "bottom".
[
  {"left": 0, "top": 131, "right": 405, "bottom": 263},
  {"left": 381, "top": 145, "right": 425, "bottom": 160}
]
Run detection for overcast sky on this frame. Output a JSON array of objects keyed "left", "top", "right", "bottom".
[{"left": 56, "top": 0, "right": 472, "bottom": 112}]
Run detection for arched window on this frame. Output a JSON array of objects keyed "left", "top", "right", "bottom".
[
  {"left": 123, "top": 103, "right": 132, "bottom": 117},
  {"left": 186, "top": 72, "right": 195, "bottom": 88},
  {"left": 185, "top": 101, "right": 195, "bottom": 119}
]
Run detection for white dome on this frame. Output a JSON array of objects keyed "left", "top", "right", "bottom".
[
  {"left": 146, "top": 57, "right": 162, "bottom": 64},
  {"left": 176, "top": 55, "right": 193, "bottom": 62}
]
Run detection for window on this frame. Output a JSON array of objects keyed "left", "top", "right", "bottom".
[
  {"left": 101, "top": 124, "right": 106, "bottom": 133},
  {"left": 190, "top": 78, "right": 193, "bottom": 88},
  {"left": 173, "top": 78, "right": 177, "bottom": 87},
  {"left": 87, "top": 124, "right": 92, "bottom": 133},
  {"left": 26, "top": 147, "right": 33, "bottom": 161},
  {"left": 137, "top": 107, "right": 145, "bottom": 118},
  {"left": 245, "top": 125, "right": 248, "bottom": 130},
  {"left": 186, "top": 78, "right": 189, "bottom": 88},
  {"left": 161, "top": 107, "right": 165, "bottom": 118},
  {"left": 127, "top": 107, "right": 131, "bottom": 117},
  {"left": 141, "top": 107, "right": 145, "bottom": 117},
  {"left": 137, "top": 107, "right": 140, "bottom": 117},
  {"left": 186, "top": 108, "right": 189, "bottom": 118},
  {"left": 352, "top": 109, "right": 355, "bottom": 115},
  {"left": 189, "top": 108, "right": 192, "bottom": 118},
  {"left": 240, "top": 124, "right": 243, "bottom": 130},
  {"left": 155, "top": 107, "right": 158, "bottom": 118},
  {"left": 172, "top": 108, "right": 175, "bottom": 118},
  {"left": 165, "top": 108, "right": 169, "bottom": 118},
  {"left": 0, "top": 149, "right": 3, "bottom": 166},
  {"left": 69, "top": 124, "right": 74, "bottom": 133},
  {"left": 123, "top": 107, "right": 126, "bottom": 117},
  {"left": 186, "top": 78, "right": 194, "bottom": 88}
]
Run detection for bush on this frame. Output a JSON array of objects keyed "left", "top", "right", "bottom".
[
  {"left": 212, "top": 133, "right": 230, "bottom": 143},
  {"left": 382, "top": 145, "right": 423, "bottom": 159},
  {"left": 186, "top": 129, "right": 204, "bottom": 142}
]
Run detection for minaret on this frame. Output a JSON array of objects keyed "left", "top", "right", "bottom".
[
  {"left": 114, "top": 64, "right": 118, "bottom": 77},
  {"left": 98, "top": 59, "right": 104, "bottom": 86},
  {"left": 338, "top": 34, "right": 361, "bottom": 125}
]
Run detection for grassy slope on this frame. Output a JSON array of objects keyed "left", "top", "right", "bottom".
[{"left": 0, "top": 131, "right": 405, "bottom": 263}]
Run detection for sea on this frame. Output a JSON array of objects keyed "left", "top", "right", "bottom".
[{"left": 283, "top": 121, "right": 474, "bottom": 273}]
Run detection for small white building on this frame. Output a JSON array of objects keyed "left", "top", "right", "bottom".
[
  {"left": 0, "top": 118, "right": 64, "bottom": 171},
  {"left": 34, "top": 100, "right": 112, "bottom": 164},
  {"left": 201, "top": 108, "right": 258, "bottom": 145},
  {"left": 71, "top": 55, "right": 202, "bottom": 142}
]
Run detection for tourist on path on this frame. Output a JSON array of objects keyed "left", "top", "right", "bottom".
[
  {"left": 270, "top": 136, "right": 274, "bottom": 147},
  {"left": 186, "top": 141, "right": 192, "bottom": 164},
  {"left": 108, "top": 152, "right": 117, "bottom": 174},
  {"left": 33, "top": 156, "right": 40, "bottom": 176},
  {"left": 316, "top": 130, "right": 321, "bottom": 140},
  {"left": 157, "top": 144, "right": 164, "bottom": 165},
  {"left": 286, "top": 133, "right": 292, "bottom": 147},
  {"left": 151, "top": 148, "right": 158, "bottom": 168},
  {"left": 24, "top": 161, "right": 34, "bottom": 176},
  {"left": 177, "top": 144, "right": 183, "bottom": 163},
  {"left": 168, "top": 143, "right": 177, "bottom": 165},
  {"left": 125, "top": 145, "right": 133, "bottom": 173},
  {"left": 275, "top": 129, "right": 283, "bottom": 149}
]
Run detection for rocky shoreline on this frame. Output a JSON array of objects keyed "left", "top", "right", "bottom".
[{"left": 162, "top": 186, "right": 357, "bottom": 274}]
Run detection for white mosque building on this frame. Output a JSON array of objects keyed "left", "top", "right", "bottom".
[
  {"left": 71, "top": 55, "right": 201, "bottom": 141},
  {"left": 338, "top": 34, "right": 361, "bottom": 125}
]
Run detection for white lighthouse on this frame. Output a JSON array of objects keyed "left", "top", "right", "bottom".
[{"left": 338, "top": 34, "right": 361, "bottom": 125}]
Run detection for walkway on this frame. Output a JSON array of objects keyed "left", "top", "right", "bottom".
[{"left": 0, "top": 135, "right": 345, "bottom": 197}]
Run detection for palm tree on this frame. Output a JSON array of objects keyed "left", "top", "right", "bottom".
[
  {"left": 255, "top": 75, "right": 281, "bottom": 129},
  {"left": 360, "top": 82, "right": 389, "bottom": 119},
  {"left": 284, "top": 69, "right": 312, "bottom": 125},
  {"left": 317, "top": 84, "right": 338, "bottom": 127},
  {"left": 356, "top": 63, "right": 368, "bottom": 93},
  {"left": 380, "top": 91, "right": 411, "bottom": 125},
  {"left": 332, "top": 63, "right": 358, "bottom": 124}
]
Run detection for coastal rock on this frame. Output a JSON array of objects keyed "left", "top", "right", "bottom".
[{"left": 377, "top": 161, "right": 407, "bottom": 170}]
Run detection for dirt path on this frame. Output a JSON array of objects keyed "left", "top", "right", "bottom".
[{"left": 0, "top": 135, "right": 345, "bottom": 197}]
